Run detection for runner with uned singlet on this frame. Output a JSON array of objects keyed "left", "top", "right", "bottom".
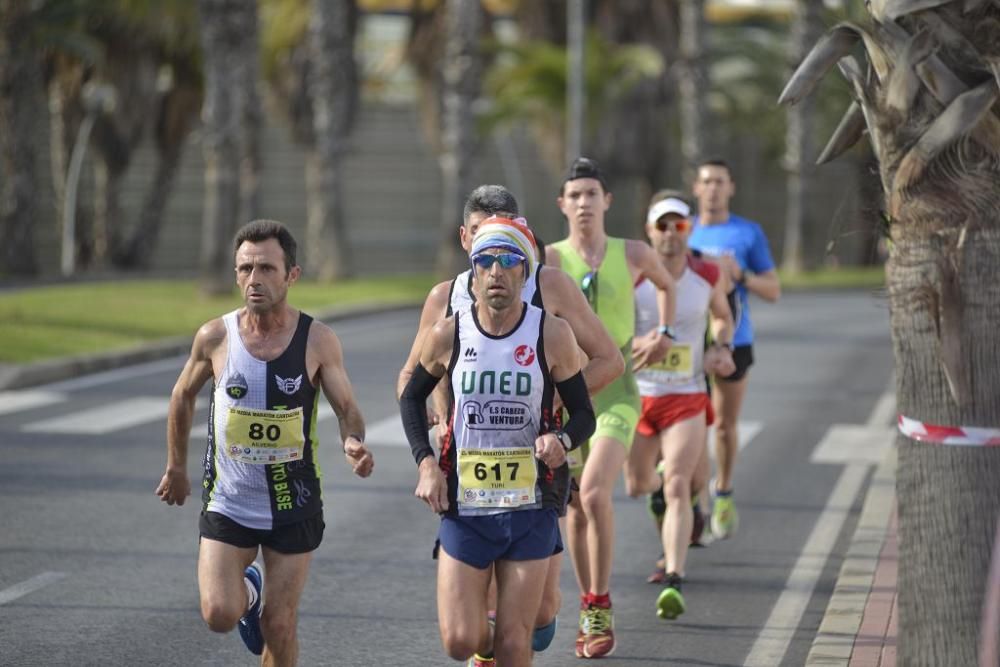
[
  {"left": 399, "top": 224, "right": 596, "bottom": 666},
  {"left": 396, "top": 185, "right": 623, "bottom": 661},
  {"left": 688, "top": 159, "right": 781, "bottom": 539},
  {"left": 623, "top": 194, "right": 735, "bottom": 622},
  {"left": 156, "top": 220, "right": 374, "bottom": 665},
  {"left": 546, "top": 157, "right": 678, "bottom": 659}
]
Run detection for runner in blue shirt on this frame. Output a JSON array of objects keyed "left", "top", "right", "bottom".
[{"left": 687, "top": 159, "right": 781, "bottom": 540}]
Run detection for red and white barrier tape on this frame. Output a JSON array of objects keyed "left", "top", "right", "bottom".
[{"left": 898, "top": 414, "right": 1000, "bottom": 447}]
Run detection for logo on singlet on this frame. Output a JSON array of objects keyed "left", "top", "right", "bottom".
[
  {"left": 514, "top": 345, "right": 535, "bottom": 367},
  {"left": 464, "top": 347, "right": 478, "bottom": 361},
  {"left": 226, "top": 372, "right": 249, "bottom": 399},
  {"left": 275, "top": 374, "right": 302, "bottom": 395}
]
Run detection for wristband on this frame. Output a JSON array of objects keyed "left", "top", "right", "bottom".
[
  {"left": 656, "top": 324, "right": 677, "bottom": 340},
  {"left": 555, "top": 431, "right": 572, "bottom": 452}
]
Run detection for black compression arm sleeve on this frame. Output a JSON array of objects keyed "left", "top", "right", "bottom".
[
  {"left": 555, "top": 371, "right": 595, "bottom": 450},
  {"left": 399, "top": 362, "right": 441, "bottom": 466}
]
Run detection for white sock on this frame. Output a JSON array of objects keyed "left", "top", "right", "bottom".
[{"left": 244, "top": 575, "right": 258, "bottom": 611}]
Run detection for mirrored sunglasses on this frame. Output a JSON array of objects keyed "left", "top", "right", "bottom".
[
  {"left": 471, "top": 253, "right": 526, "bottom": 270},
  {"left": 654, "top": 218, "right": 691, "bottom": 233}
]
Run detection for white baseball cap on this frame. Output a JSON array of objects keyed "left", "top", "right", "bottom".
[{"left": 646, "top": 197, "right": 691, "bottom": 225}]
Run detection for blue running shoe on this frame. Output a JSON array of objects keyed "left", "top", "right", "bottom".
[{"left": 239, "top": 563, "right": 264, "bottom": 655}]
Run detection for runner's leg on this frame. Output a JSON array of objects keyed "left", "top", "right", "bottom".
[
  {"left": 259, "top": 547, "right": 313, "bottom": 667},
  {"left": 661, "top": 413, "right": 707, "bottom": 576},
  {"left": 712, "top": 375, "right": 749, "bottom": 492},
  {"left": 437, "top": 547, "right": 494, "bottom": 661},
  {"left": 197, "top": 538, "right": 258, "bottom": 632},
  {"left": 494, "top": 557, "right": 549, "bottom": 665}
]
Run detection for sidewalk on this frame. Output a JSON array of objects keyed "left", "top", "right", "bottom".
[
  {"left": 807, "top": 446, "right": 898, "bottom": 666},
  {"left": 0, "top": 300, "right": 420, "bottom": 391}
]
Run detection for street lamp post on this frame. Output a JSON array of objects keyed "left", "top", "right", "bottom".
[{"left": 566, "top": 0, "right": 585, "bottom": 166}]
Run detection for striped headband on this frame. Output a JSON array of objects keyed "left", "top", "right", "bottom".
[{"left": 470, "top": 216, "right": 537, "bottom": 275}]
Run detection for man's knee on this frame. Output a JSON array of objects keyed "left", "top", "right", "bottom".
[
  {"left": 201, "top": 600, "right": 241, "bottom": 633},
  {"left": 493, "top": 619, "right": 532, "bottom": 658},
  {"left": 662, "top": 474, "right": 690, "bottom": 503},
  {"left": 440, "top": 627, "right": 481, "bottom": 661},
  {"left": 536, "top": 585, "right": 561, "bottom": 625},
  {"left": 261, "top": 607, "right": 297, "bottom": 643},
  {"left": 579, "top": 484, "right": 610, "bottom": 517}
]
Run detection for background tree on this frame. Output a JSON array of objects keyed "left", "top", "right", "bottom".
[
  {"left": 0, "top": 0, "right": 47, "bottom": 276},
  {"left": 434, "top": 0, "right": 483, "bottom": 276},
  {"left": 675, "top": 0, "right": 710, "bottom": 183},
  {"left": 781, "top": 2, "right": 1000, "bottom": 662},
  {"left": 197, "top": 0, "right": 259, "bottom": 295},
  {"left": 306, "top": 0, "right": 359, "bottom": 281},
  {"left": 781, "top": 0, "right": 824, "bottom": 274}
]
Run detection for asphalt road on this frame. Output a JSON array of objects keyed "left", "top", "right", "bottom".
[{"left": 0, "top": 290, "right": 894, "bottom": 666}]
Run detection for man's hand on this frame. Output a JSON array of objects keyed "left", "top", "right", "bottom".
[
  {"left": 535, "top": 433, "right": 567, "bottom": 469},
  {"left": 716, "top": 255, "right": 743, "bottom": 283},
  {"left": 415, "top": 457, "right": 449, "bottom": 513},
  {"left": 156, "top": 467, "right": 191, "bottom": 506},
  {"left": 633, "top": 331, "right": 673, "bottom": 371},
  {"left": 705, "top": 345, "right": 736, "bottom": 378},
  {"left": 344, "top": 436, "right": 374, "bottom": 478}
]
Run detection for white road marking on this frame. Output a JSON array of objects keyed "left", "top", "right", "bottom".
[
  {"left": 0, "top": 572, "right": 66, "bottom": 606},
  {"left": 747, "top": 385, "right": 896, "bottom": 665},
  {"left": 41, "top": 356, "right": 187, "bottom": 392},
  {"left": 0, "top": 390, "right": 65, "bottom": 416},
  {"left": 22, "top": 397, "right": 169, "bottom": 434},
  {"left": 743, "top": 462, "right": 870, "bottom": 666}
]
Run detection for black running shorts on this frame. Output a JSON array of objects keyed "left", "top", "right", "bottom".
[
  {"left": 199, "top": 510, "right": 325, "bottom": 554},
  {"left": 717, "top": 345, "right": 754, "bottom": 383}
]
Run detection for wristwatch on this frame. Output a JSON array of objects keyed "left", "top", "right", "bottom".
[
  {"left": 656, "top": 324, "right": 677, "bottom": 340},
  {"left": 555, "top": 431, "right": 573, "bottom": 452}
]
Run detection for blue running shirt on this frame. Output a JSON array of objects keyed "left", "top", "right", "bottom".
[{"left": 689, "top": 214, "right": 775, "bottom": 347}]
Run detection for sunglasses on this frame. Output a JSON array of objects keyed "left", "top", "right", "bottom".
[
  {"left": 653, "top": 218, "right": 691, "bottom": 233},
  {"left": 471, "top": 253, "right": 525, "bottom": 270},
  {"left": 581, "top": 270, "right": 598, "bottom": 306}
]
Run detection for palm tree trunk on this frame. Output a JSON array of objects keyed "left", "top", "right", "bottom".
[
  {"left": 675, "top": 0, "right": 708, "bottom": 181},
  {"left": 435, "top": 0, "right": 482, "bottom": 278},
  {"left": 890, "top": 223, "right": 1000, "bottom": 665},
  {"left": 0, "top": 0, "right": 41, "bottom": 276},
  {"left": 238, "top": 8, "right": 262, "bottom": 226},
  {"left": 306, "top": 0, "right": 356, "bottom": 281},
  {"left": 781, "top": 0, "right": 823, "bottom": 274},
  {"left": 197, "top": 0, "right": 257, "bottom": 295},
  {"left": 112, "top": 144, "right": 183, "bottom": 269}
]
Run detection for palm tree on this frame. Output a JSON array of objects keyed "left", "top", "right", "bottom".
[
  {"left": 675, "top": 0, "right": 710, "bottom": 182},
  {"left": 781, "top": 3, "right": 1000, "bottom": 662},
  {"left": 781, "top": 0, "right": 824, "bottom": 274},
  {"left": 197, "top": 0, "right": 259, "bottom": 295},
  {"left": 0, "top": 0, "right": 46, "bottom": 276},
  {"left": 435, "top": 0, "right": 483, "bottom": 276},
  {"left": 306, "top": 0, "right": 358, "bottom": 280}
]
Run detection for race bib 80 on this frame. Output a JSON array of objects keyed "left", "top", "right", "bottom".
[{"left": 224, "top": 407, "right": 305, "bottom": 464}]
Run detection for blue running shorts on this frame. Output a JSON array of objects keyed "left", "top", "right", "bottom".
[{"left": 438, "top": 508, "right": 560, "bottom": 570}]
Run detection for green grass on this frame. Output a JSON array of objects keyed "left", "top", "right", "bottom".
[
  {"left": 0, "top": 275, "right": 434, "bottom": 363},
  {"left": 778, "top": 265, "right": 885, "bottom": 290}
]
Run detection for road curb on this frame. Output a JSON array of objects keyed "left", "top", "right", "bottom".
[
  {"left": 805, "top": 443, "right": 897, "bottom": 666},
  {"left": 0, "top": 300, "right": 420, "bottom": 391}
]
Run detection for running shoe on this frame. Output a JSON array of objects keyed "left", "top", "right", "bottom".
[
  {"left": 711, "top": 494, "right": 738, "bottom": 539},
  {"left": 467, "top": 655, "right": 496, "bottom": 667},
  {"left": 575, "top": 605, "right": 588, "bottom": 658},
  {"left": 238, "top": 563, "right": 264, "bottom": 656},
  {"left": 582, "top": 605, "right": 615, "bottom": 659},
  {"left": 646, "top": 566, "right": 667, "bottom": 585},
  {"left": 647, "top": 461, "right": 667, "bottom": 520},
  {"left": 656, "top": 573, "right": 686, "bottom": 620}
]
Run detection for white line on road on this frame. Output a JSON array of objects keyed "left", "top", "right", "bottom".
[
  {"left": 22, "top": 396, "right": 170, "bottom": 434},
  {"left": 0, "top": 390, "right": 65, "bottom": 416},
  {"left": 41, "top": 356, "right": 188, "bottom": 392},
  {"left": 743, "top": 462, "right": 869, "bottom": 666},
  {"left": 0, "top": 572, "right": 66, "bottom": 606}
]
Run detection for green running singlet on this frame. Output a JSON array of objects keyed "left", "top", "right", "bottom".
[{"left": 551, "top": 237, "right": 640, "bottom": 468}]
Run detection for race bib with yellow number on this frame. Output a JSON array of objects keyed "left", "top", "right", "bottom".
[
  {"left": 224, "top": 407, "right": 306, "bottom": 464},
  {"left": 457, "top": 447, "right": 539, "bottom": 511},
  {"left": 647, "top": 343, "right": 693, "bottom": 377}
]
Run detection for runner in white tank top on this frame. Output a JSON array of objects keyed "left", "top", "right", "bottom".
[{"left": 623, "top": 195, "right": 735, "bottom": 623}]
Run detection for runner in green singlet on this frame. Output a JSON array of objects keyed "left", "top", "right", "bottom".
[{"left": 545, "top": 157, "right": 678, "bottom": 659}]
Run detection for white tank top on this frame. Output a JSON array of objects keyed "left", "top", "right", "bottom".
[
  {"left": 448, "top": 303, "right": 551, "bottom": 516},
  {"left": 634, "top": 255, "right": 718, "bottom": 396},
  {"left": 448, "top": 265, "right": 542, "bottom": 316}
]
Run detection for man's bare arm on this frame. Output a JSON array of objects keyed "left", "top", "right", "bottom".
[
  {"left": 158, "top": 320, "right": 221, "bottom": 505},
  {"left": 396, "top": 280, "right": 452, "bottom": 400},
  {"left": 539, "top": 266, "right": 623, "bottom": 394},
  {"left": 312, "top": 323, "right": 373, "bottom": 477},
  {"left": 742, "top": 268, "right": 781, "bottom": 302}
]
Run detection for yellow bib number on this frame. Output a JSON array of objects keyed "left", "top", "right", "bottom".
[
  {"left": 648, "top": 343, "right": 693, "bottom": 375},
  {"left": 458, "top": 448, "right": 538, "bottom": 510},
  {"left": 224, "top": 407, "right": 305, "bottom": 464}
]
